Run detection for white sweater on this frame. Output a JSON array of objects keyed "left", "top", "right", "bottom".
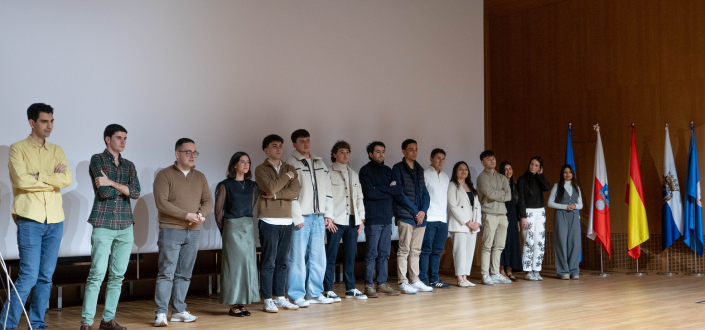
[
  {"left": 547, "top": 182, "right": 583, "bottom": 210},
  {"left": 424, "top": 167, "right": 450, "bottom": 222}
]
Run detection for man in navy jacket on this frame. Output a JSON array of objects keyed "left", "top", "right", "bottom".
[
  {"left": 359, "top": 141, "right": 402, "bottom": 298},
  {"left": 391, "top": 139, "right": 432, "bottom": 294}
]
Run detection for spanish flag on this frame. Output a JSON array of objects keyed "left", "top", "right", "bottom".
[{"left": 625, "top": 127, "right": 650, "bottom": 259}]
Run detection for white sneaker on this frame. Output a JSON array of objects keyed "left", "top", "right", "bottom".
[
  {"left": 491, "top": 274, "right": 512, "bottom": 284},
  {"left": 534, "top": 271, "right": 544, "bottom": 281},
  {"left": 274, "top": 297, "right": 298, "bottom": 310},
  {"left": 294, "top": 297, "right": 310, "bottom": 308},
  {"left": 154, "top": 313, "right": 168, "bottom": 327},
  {"left": 170, "top": 311, "right": 197, "bottom": 323},
  {"left": 525, "top": 272, "right": 537, "bottom": 281},
  {"left": 399, "top": 282, "right": 418, "bottom": 294},
  {"left": 345, "top": 288, "right": 368, "bottom": 300},
  {"left": 411, "top": 281, "right": 433, "bottom": 292},
  {"left": 307, "top": 295, "right": 334, "bottom": 304},
  {"left": 465, "top": 280, "right": 476, "bottom": 287},
  {"left": 263, "top": 299, "right": 279, "bottom": 313},
  {"left": 324, "top": 291, "right": 342, "bottom": 302},
  {"left": 482, "top": 274, "right": 494, "bottom": 285}
]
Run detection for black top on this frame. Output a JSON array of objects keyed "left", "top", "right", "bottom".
[
  {"left": 467, "top": 191, "right": 475, "bottom": 208},
  {"left": 359, "top": 160, "right": 403, "bottom": 225},
  {"left": 214, "top": 179, "right": 259, "bottom": 229},
  {"left": 516, "top": 171, "right": 551, "bottom": 218}
]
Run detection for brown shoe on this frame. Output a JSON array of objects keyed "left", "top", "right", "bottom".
[
  {"left": 364, "top": 285, "right": 378, "bottom": 298},
  {"left": 571, "top": 275, "right": 580, "bottom": 280},
  {"left": 99, "top": 319, "right": 126, "bottom": 330},
  {"left": 376, "top": 283, "right": 400, "bottom": 296},
  {"left": 80, "top": 323, "right": 92, "bottom": 330}
]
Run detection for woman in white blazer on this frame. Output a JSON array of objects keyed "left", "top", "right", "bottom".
[{"left": 447, "top": 161, "right": 482, "bottom": 287}]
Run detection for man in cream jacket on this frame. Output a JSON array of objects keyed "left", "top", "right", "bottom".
[
  {"left": 286, "top": 129, "right": 335, "bottom": 307},
  {"left": 323, "top": 141, "right": 368, "bottom": 300}
]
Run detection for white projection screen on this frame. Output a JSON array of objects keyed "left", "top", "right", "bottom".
[{"left": 0, "top": 0, "right": 484, "bottom": 259}]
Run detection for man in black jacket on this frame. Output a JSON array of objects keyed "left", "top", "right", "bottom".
[
  {"left": 391, "top": 139, "right": 432, "bottom": 294},
  {"left": 359, "top": 141, "right": 402, "bottom": 298}
]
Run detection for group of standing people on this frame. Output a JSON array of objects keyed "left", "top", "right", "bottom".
[{"left": 1, "top": 103, "right": 584, "bottom": 330}]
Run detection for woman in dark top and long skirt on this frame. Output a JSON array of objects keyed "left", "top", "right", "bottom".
[
  {"left": 214, "top": 152, "right": 260, "bottom": 317},
  {"left": 517, "top": 156, "right": 551, "bottom": 281},
  {"left": 498, "top": 161, "right": 522, "bottom": 281}
]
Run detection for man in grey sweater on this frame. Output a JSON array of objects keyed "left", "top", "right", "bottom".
[{"left": 476, "top": 150, "right": 512, "bottom": 286}]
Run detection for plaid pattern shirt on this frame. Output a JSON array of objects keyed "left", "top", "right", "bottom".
[{"left": 88, "top": 149, "right": 141, "bottom": 230}]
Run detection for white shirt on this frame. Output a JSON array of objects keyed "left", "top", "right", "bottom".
[
  {"left": 181, "top": 170, "right": 190, "bottom": 177},
  {"left": 424, "top": 167, "right": 450, "bottom": 222},
  {"left": 260, "top": 159, "right": 293, "bottom": 226},
  {"left": 547, "top": 182, "right": 583, "bottom": 210}
]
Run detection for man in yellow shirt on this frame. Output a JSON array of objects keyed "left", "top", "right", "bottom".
[{"left": 1, "top": 103, "right": 72, "bottom": 330}]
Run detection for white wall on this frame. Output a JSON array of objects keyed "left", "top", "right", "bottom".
[{"left": 0, "top": 0, "right": 485, "bottom": 259}]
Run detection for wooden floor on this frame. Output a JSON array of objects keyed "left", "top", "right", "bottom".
[{"left": 25, "top": 270, "right": 705, "bottom": 329}]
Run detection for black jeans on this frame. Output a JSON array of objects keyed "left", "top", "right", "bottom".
[
  {"left": 258, "top": 221, "right": 293, "bottom": 299},
  {"left": 324, "top": 215, "right": 359, "bottom": 291}
]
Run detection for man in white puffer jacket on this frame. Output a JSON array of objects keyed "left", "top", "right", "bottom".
[{"left": 286, "top": 129, "right": 335, "bottom": 307}]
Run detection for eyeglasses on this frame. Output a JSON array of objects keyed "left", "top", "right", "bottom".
[{"left": 177, "top": 150, "right": 199, "bottom": 158}]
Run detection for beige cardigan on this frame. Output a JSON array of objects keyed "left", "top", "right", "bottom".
[
  {"left": 447, "top": 181, "right": 482, "bottom": 233},
  {"left": 328, "top": 162, "right": 365, "bottom": 226}
]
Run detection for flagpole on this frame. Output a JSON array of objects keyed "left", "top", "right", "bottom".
[
  {"left": 590, "top": 248, "right": 611, "bottom": 277},
  {"left": 627, "top": 257, "right": 647, "bottom": 276},
  {"left": 657, "top": 247, "right": 677, "bottom": 275},
  {"left": 686, "top": 250, "right": 703, "bottom": 276}
]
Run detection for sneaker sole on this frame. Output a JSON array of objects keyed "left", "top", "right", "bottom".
[
  {"left": 154, "top": 321, "right": 168, "bottom": 327},
  {"left": 170, "top": 317, "right": 197, "bottom": 323},
  {"left": 263, "top": 308, "right": 279, "bottom": 313},
  {"left": 278, "top": 306, "right": 299, "bottom": 310},
  {"left": 400, "top": 291, "right": 417, "bottom": 294}
]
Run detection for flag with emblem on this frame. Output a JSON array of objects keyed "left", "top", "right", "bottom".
[
  {"left": 662, "top": 125, "right": 683, "bottom": 249},
  {"left": 588, "top": 124, "right": 611, "bottom": 257}
]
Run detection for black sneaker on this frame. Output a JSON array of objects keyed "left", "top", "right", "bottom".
[{"left": 430, "top": 280, "right": 451, "bottom": 289}]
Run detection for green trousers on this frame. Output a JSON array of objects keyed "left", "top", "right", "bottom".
[{"left": 81, "top": 226, "right": 133, "bottom": 325}]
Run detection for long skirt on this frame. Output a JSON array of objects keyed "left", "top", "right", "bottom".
[{"left": 220, "top": 217, "right": 260, "bottom": 305}]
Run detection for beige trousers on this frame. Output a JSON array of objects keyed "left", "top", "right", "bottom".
[
  {"left": 397, "top": 221, "right": 426, "bottom": 284},
  {"left": 480, "top": 213, "right": 508, "bottom": 275}
]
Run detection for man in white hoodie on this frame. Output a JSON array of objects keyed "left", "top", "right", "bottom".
[{"left": 286, "top": 129, "right": 335, "bottom": 307}]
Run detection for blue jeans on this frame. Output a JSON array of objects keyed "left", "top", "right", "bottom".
[
  {"left": 287, "top": 214, "right": 326, "bottom": 300},
  {"left": 364, "top": 224, "right": 392, "bottom": 286},
  {"left": 324, "top": 216, "right": 359, "bottom": 291},
  {"left": 419, "top": 221, "right": 448, "bottom": 284},
  {"left": 0, "top": 217, "right": 62, "bottom": 330},
  {"left": 154, "top": 228, "right": 200, "bottom": 315}
]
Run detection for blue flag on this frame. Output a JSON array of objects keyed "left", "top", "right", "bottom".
[
  {"left": 565, "top": 126, "right": 582, "bottom": 262},
  {"left": 683, "top": 128, "right": 703, "bottom": 256}
]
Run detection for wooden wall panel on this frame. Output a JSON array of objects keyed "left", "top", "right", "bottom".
[{"left": 487, "top": 0, "right": 705, "bottom": 263}]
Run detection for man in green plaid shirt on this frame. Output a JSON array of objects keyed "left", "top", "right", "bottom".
[{"left": 81, "top": 124, "right": 140, "bottom": 330}]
